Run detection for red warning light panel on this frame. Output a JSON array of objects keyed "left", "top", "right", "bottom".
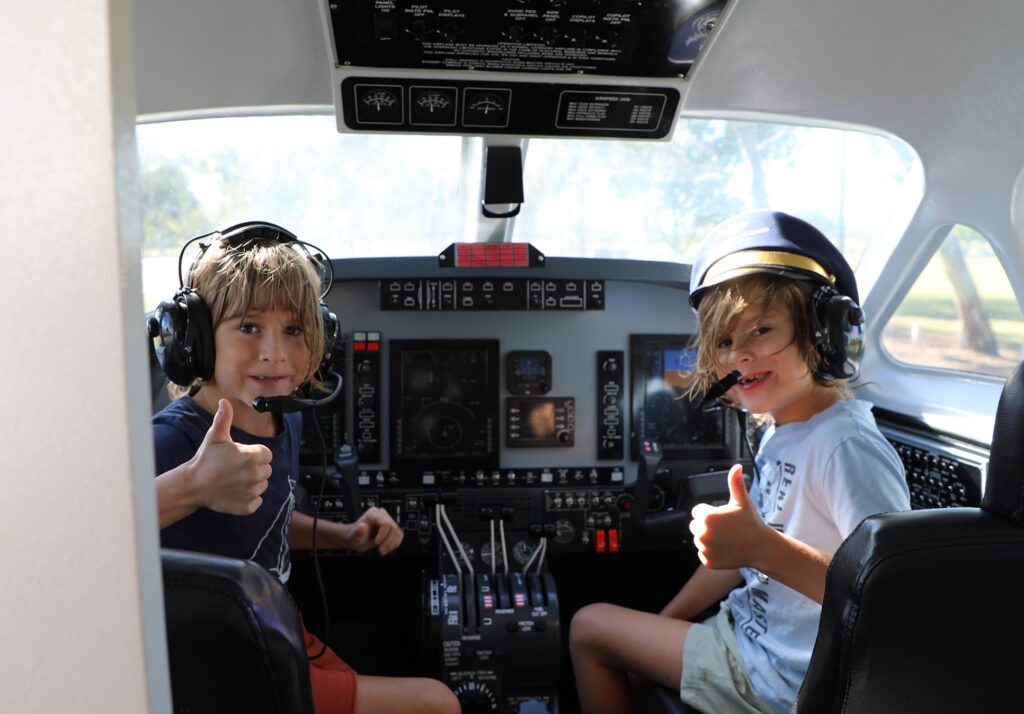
[{"left": 439, "top": 242, "right": 545, "bottom": 268}]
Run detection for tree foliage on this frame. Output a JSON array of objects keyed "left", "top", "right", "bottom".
[{"left": 140, "top": 163, "right": 209, "bottom": 254}]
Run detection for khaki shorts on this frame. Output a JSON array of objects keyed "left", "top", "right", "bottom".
[{"left": 680, "top": 605, "right": 775, "bottom": 714}]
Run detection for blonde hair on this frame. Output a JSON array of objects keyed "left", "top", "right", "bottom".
[
  {"left": 172, "top": 237, "right": 326, "bottom": 398},
  {"left": 682, "top": 273, "right": 852, "bottom": 406}
]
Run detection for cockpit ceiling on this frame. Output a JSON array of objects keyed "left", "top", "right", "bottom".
[
  {"left": 135, "top": 0, "right": 1024, "bottom": 145},
  {"left": 133, "top": 0, "right": 333, "bottom": 116}
]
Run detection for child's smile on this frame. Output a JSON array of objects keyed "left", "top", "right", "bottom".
[
  {"left": 717, "top": 304, "right": 838, "bottom": 424},
  {"left": 737, "top": 372, "right": 769, "bottom": 388}
]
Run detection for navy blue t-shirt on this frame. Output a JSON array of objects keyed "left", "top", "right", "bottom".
[{"left": 153, "top": 396, "right": 300, "bottom": 583}]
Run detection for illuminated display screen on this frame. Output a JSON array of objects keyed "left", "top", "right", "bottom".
[
  {"left": 390, "top": 339, "right": 499, "bottom": 468},
  {"left": 507, "top": 396, "right": 574, "bottom": 447},
  {"left": 519, "top": 400, "right": 556, "bottom": 439},
  {"left": 630, "top": 334, "right": 727, "bottom": 459}
]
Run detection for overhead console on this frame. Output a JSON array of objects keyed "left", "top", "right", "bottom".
[{"left": 317, "top": 0, "right": 728, "bottom": 138}]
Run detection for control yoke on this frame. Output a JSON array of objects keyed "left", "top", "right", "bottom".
[{"left": 630, "top": 441, "right": 691, "bottom": 537}]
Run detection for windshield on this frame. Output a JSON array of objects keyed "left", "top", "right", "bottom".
[
  {"left": 137, "top": 114, "right": 921, "bottom": 309},
  {"left": 521, "top": 120, "right": 921, "bottom": 268}
]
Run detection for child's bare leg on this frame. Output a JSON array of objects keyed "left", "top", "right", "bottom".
[
  {"left": 570, "top": 603, "right": 692, "bottom": 714},
  {"left": 353, "top": 675, "right": 460, "bottom": 714}
]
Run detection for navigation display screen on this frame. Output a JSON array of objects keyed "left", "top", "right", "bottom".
[
  {"left": 630, "top": 334, "right": 728, "bottom": 459},
  {"left": 390, "top": 339, "right": 500, "bottom": 469}
]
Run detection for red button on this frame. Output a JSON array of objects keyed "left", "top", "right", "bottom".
[
  {"left": 595, "top": 529, "right": 607, "bottom": 553},
  {"left": 608, "top": 529, "right": 620, "bottom": 553},
  {"left": 368, "top": 342, "right": 380, "bottom": 352},
  {"left": 354, "top": 342, "right": 366, "bottom": 351}
]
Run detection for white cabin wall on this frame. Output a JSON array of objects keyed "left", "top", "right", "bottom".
[{"left": 0, "top": 1, "right": 171, "bottom": 712}]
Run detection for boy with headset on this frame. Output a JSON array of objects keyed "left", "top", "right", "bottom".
[
  {"left": 150, "top": 223, "right": 459, "bottom": 714},
  {"left": 569, "top": 210, "right": 910, "bottom": 714}
]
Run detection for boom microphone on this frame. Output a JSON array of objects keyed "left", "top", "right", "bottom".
[
  {"left": 700, "top": 370, "right": 741, "bottom": 408},
  {"left": 253, "top": 372, "right": 344, "bottom": 414}
]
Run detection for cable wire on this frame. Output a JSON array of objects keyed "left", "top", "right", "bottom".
[{"left": 306, "top": 409, "right": 329, "bottom": 661}]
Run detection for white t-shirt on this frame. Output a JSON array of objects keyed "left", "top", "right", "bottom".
[{"left": 724, "top": 399, "right": 910, "bottom": 714}]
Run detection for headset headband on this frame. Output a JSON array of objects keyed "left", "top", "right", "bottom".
[{"left": 176, "top": 221, "right": 334, "bottom": 299}]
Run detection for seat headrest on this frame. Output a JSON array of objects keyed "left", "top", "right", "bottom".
[
  {"left": 161, "top": 549, "right": 314, "bottom": 714},
  {"left": 982, "top": 360, "right": 1024, "bottom": 522}
]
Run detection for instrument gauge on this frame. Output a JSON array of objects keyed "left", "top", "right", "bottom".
[
  {"left": 512, "top": 540, "right": 536, "bottom": 566},
  {"left": 362, "top": 89, "right": 398, "bottom": 112}
]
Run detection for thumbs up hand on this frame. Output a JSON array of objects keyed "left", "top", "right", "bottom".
[
  {"left": 689, "top": 464, "right": 767, "bottom": 569},
  {"left": 188, "top": 399, "right": 273, "bottom": 516}
]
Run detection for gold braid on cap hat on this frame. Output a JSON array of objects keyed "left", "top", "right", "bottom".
[{"left": 702, "top": 250, "right": 836, "bottom": 287}]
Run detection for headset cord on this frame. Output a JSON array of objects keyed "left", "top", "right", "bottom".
[
  {"left": 307, "top": 409, "right": 330, "bottom": 661},
  {"left": 738, "top": 409, "right": 762, "bottom": 488}
]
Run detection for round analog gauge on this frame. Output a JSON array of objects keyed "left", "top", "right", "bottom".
[
  {"left": 361, "top": 89, "right": 398, "bottom": 112},
  {"left": 467, "top": 93, "right": 505, "bottom": 117},
  {"left": 416, "top": 91, "right": 451, "bottom": 113},
  {"left": 512, "top": 540, "right": 536, "bottom": 566},
  {"left": 554, "top": 519, "right": 575, "bottom": 545},
  {"left": 480, "top": 543, "right": 506, "bottom": 569},
  {"left": 458, "top": 541, "right": 476, "bottom": 564}
]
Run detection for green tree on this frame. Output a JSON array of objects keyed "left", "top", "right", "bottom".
[{"left": 140, "top": 163, "right": 209, "bottom": 254}]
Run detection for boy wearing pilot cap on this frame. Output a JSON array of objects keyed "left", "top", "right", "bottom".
[{"left": 570, "top": 210, "right": 909, "bottom": 714}]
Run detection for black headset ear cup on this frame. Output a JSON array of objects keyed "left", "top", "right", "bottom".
[
  {"left": 319, "top": 304, "right": 340, "bottom": 373},
  {"left": 150, "top": 297, "right": 191, "bottom": 386},
  {"left": 183, "top": 289, "right": 216, "bottom": 382},
  {"left": 811, "top": 286, "right": 865, "bottom": 379},
  {"left": 148, "top": 289, "right": 215, "bottom": 386}
]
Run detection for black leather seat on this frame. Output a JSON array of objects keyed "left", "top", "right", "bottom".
[
  {"left": 796, "top": 361, "right": 1024, "bottom": 713},
  {"left": 162, "top": 549, "right": 315, "bottom": 714}
]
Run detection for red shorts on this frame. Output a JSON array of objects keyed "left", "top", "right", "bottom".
[{"left": 302, "top": 620, "right": 358, "bottom": 714}]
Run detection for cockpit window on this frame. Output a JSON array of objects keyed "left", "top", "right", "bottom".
[
  {"left": 518, "top": 119, "right": 921, "bottom": 268},
  {"left": 881, "top": 225, "right": 1024, "bottom": 379},
  {"left": 137, "top": 114, "right": 466, "bottom": 308},
  {"left": 137, "top": 114, "right": 920, "bottom": 310}
]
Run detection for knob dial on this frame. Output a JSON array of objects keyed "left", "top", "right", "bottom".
[{"left": 453, "top": 681, "right": 498, "bottom": 713}]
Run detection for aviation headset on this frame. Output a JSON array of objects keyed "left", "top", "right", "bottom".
[
  {"left": 147, "top": 221, "right": 339, "bottom": 389},
  {"left": 688, "top": 210, "right": 864, "bottom": 380}
]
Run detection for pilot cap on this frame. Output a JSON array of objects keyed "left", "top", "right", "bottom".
[{"left": 688, "top": 210, "right": 858, "bottom": 309}]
